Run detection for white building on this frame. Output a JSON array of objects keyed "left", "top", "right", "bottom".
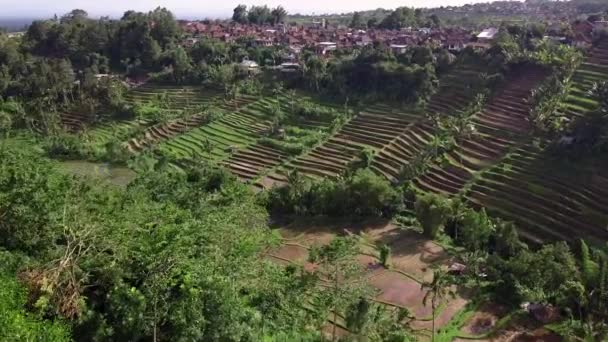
[
  {"left": 316, "top": 42, "right": 337, "bottom": 55},
  {"left": 390, "top": 44, "right": 408, "bottom": 54}
]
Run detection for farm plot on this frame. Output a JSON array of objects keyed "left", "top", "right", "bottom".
[
  {"left": 265, "top": 105, "right": 421, "bottom": 184},
  {"left": 60, "top": 111, "right": 92, "bottom": 132},
  {"left": 557, "top": 39, "right": 608, "bottom": 119},
  {"left": 267, "top": 219, "right": 466, "bottom": 337},
  {"left": 125, "top": 92, "right": 256, "bottom": 153},
  {"left": 413, "top": 66, "right": 548, "bottom": 196},
  {"left": 158, "top": 96, "right": 299, "bottom": 163},
  {"left": 426, "top": 64, "right": 490, "bottom": 116},
  {"left": 225, "top": 96, "right": 338, "bottom": 187},
  {"left": 126, "top": 114, "right": 214, "bottom": 153},
  {"left": 82, "top": 119, "right": 150, "bottom": 147},
  {"left": 463, "top": 144, "right": 608, "bottom": 245},
  {"left": 124, "top": 84, "right": 221, "bottom": 110},
  {"left": 370, "top": 64, "right": 492, "bottom": 183}
]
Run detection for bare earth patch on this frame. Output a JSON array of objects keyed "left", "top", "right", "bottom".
[
  {"left": 269, "top": 217, "right": 471, "bottom": 336},
  {"left": 387, "top": 233, "right": 451, "bottom": 282},
  {"left": 455, "top": 312, "right": 562, "bottom": 342},
  {"left": 460, "top": 303, "right": 508, "bottom": 337}
]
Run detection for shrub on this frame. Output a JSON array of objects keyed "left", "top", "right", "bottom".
[
  {"left": 458, "top": 208, "right": 495, "bottom": 251},
  {"left": 43, "top": 133, "right": 85, "bottom": 160},
  {"left": 132, "top": 102, "right": 169, "bottom": 124},
  {"left": 414, "top": 193, "right": 452, "bottom": 239},
  {"left": 359, "top": 147, "right": 375, "bottom": 168},
  {"left": 0, "top": 269, "right": 71, "bottom": 341},
  {"left": 266, "top": 169, "right": 402, "bottom": 217},
  {"left": 379, "top": 245, "right": 391, "bottom": 268},
  {"left": 292, "top": 100, "right": 339, "bottom": 121},
  {"left": 258, "top": 138, "right": 304, "bottom": 156}
]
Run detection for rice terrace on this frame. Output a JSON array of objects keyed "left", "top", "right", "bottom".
[{"left": 1, "top": 1, "right": 608, "bottom": 341}]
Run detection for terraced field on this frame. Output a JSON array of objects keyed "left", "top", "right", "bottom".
[
  {"left": 259, "top": 63, "right": 496, "bottom": 187},
  {"left": 370, "top": 65, "right": 491, "bottom": 183},
  {"left": 453, "top": 40, "right": 608, "bottom": 245},
  {"left": 61, "top": 111, "right": 91, "bottom": 132},
  {"left": 126, "top": 95, "right": 255, "bottom": 152},
  {"left": 61, "top": 85, "right": 218, "bottom": 132},
  {"left": 83, "top": 119, "right": 149, "bottom": 147},
  {"left": 558, "top": 39, "right": 608, "bottom": 119},
  {"left": 426, "top": 64, "right": 490, "bottom": 116},
  {"left": 157, "top": 96, "right": 287, "bottom": 162},
  {"left": 413, "top": 66, "right": 548, "bottom": 195},
  {"left": 206, "top": 93, "right": 339, "bottom": 186},
  {"left": 124, "top": 84, "right": 223, "bottom": 111},
  {"left": 225, "top": 117, "right": 333, "bottom": 187},
  {"left": 265, "top": 106, "right": 422, "bottom": 185},
  {"left": 126, "top": 114, "right": 210, "bottom": 152},
  {"left": 464, "top": 145, "right": 608, "bottom": 245}
]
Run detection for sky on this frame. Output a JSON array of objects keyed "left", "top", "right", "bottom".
[{"left": 0, "top": 0, "right": 519, "bottom": 19}]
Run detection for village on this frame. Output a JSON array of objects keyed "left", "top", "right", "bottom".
[{"left": 179, "top": 14, "right": 608, "bottom": 71}]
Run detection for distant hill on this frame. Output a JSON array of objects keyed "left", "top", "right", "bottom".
[{"left": 0, "top": 18, "right": 37, "bottom": 32}]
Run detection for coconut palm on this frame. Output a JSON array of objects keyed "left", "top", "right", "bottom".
[
  {"left": 0, "top": 110, "right": 12, "bottom": 150},
  {"left": 421, "top": 268, "right": 455, "bottom": 342}
]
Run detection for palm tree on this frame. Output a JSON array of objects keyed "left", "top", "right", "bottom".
[
  {"left": 421, "top": 268, "right": 455, "bottom": 342},
  {"left": 287, "top": 89, "right": 297, "bottom": 115},
  {"left": 0, "top": 110, "right": 12, "bottom": 151}
]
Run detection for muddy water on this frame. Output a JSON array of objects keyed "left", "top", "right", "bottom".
[{"left": 58, "top": 160, "right": 136, "bottom": 187}]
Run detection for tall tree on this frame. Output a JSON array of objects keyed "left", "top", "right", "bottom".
[
  {"left": 309, "top": 237, "right": 369, "bottom": 341},
  {"left": 421, "top": 268, "right": 455, "bottom": 342},
  {"left": 148, "top": 7, "right": 180, "bottom": 49},
  {"left": 270, "top": 6, "right": 288, "bottom": 25},
  {"left": 248, "top": 6, "right": 271, "bottom": 25},
  {"left": 232, "top": 5, "right": 249, "bottom": 24},
  {"left": 350, "top": 12, "right": 365, "bottom": 29}
]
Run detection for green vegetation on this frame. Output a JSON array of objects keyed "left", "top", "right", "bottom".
[
  {"left": 0, "top": 143, "right": 422, "bottom": 341},
  {"left": 0, "top": 256, "right": 70, "bottom": 341},
  {"left": 2, "top": 3, "right": 608, "bottom": 341},
  {"left": 266, "top": 169, "right": 402, "bottom": 217}
]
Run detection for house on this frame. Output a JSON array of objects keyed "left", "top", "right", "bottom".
[
  {"left": 240, "top": 60, "right": 259, "bottom": 74},
  {"left": 390, "top": 44, "right": 408, "bottom": 54},
  {"left": 289, "top": 45, "right": 303, "bottom": 55},
  {"left": 184, "top": 37, "right": 199, "bottom": 47},
  {"left": 448, "top": 263, "right": 467, "bottom": 275},
  {"left": 446, "top": 38, "right": 467, "bottom": 51},
  {"left": 418, "top": 27, "right": 432, "bottom": 35},
  {"left": 572, "top": 21, "right": 594, "bottom": 47},
  {"left": 316, "top": 42, "right": 337, "bottom": 55},
  {"left": 254, "top": 38, "right": 274, "bottom": 47},
  {"left": 469, "top": 27, "right": 499, "bottom": 49},
  {"left": 280, "top": 63, "right": 301, "bottom": 73},
  {"left": 477, "top": 27, "right": 499, "bottom": 40},
  {"left": 6, "top": 32, "right": 24, "bottom": 39},
  {"left": 593, "top": 20, "right": 608, "bottom": 35},
  {"left": 355, "top": 35, "right": 373, "bottom": 47}
]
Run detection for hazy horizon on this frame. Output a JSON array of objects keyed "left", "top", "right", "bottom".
[{"left": 0, "top": 0, "right": 524, "bottom": 20}]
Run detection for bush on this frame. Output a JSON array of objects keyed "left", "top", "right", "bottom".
[
  {"left": 458, "top": 208, "right": 495, "bottom": 251},
  {"left": 43, "top": 133, "right": 85, "bottom": 160},
  {"left": 258, "top": 138, "right": 304, "bottom": 156},
  {"left": 379, "top": 245, "right": 391, "bottom": 268},
  {"left": 414, "top": 193, "right": 452, "bottom": 238},
  {"left": 0, "top": 269, "right": 71, "bottom": 341},
  {"left": 292, "top": 100, "right": 340, "bottom": 121},
  {"left": 132, "top": 102, "right": 170, "bottom": 124},
  {"left": 266, "top": 169, "right": 402, "bottom": 217}
]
